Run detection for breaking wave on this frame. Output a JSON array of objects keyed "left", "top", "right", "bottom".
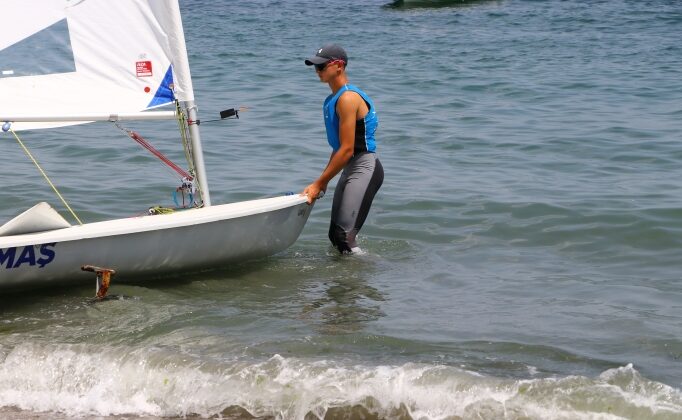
[{"left": 0, "top": 342, "right": 680, "bottom": 419}]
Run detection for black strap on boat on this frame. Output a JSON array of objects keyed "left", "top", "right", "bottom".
[{"left": 188, "top": 107, "right": 247, "bottom": 125}]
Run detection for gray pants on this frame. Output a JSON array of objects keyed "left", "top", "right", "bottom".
[{"left": 329, "top": 152, "right": 384, "bottom": 253}]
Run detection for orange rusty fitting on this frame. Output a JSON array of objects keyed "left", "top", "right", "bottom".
[{"left": 81, "top": 265, "right": 116, "bottom": 299}]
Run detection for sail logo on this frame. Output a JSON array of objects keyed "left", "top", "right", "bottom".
[
  {"left": 0, "top": 243, "right": 57, "bottom": 269},
  {"left": 136, "top": 61, "right": 153, "bottom": 77}
]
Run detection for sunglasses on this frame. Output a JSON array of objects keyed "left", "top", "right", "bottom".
[{"left": 314, "top": 59, "right": 345, "bottom": 72}]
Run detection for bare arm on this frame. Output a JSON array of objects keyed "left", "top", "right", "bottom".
[{"left": 302, "top": 92, "right": 360, "bottom": 203}]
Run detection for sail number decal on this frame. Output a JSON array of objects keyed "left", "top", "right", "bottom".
[
  {"left": 0, "top": 243, "right": 57, "bottom": 269},
  {"left": 136, "top": 61, "right": 153, "bottom": 77}
]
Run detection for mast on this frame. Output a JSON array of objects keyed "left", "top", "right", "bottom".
[
  {"left": 166, "top": 1, "right": 212, "bottom": 207},
  {"left": 185, "top": 102, "right": 211, "bottom": 206}
]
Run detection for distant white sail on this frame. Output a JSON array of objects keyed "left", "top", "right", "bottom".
[{"left": 0, "top": 0, "right": 194, "bottom": 131}]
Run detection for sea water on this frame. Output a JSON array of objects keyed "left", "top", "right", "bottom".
[{"left": 1, "top": 0, "right": 681, "bottom": 418}]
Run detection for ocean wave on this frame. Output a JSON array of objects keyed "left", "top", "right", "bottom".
[{"left": 0, "top": 344, "right": 680, "bottom": 419}]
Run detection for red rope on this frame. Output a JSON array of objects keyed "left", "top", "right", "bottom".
[{"left": 124, "top": 129, "right": 193, "bottom": 181}]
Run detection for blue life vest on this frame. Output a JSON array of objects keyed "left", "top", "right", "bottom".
[{"left": 323, "top": 84, "right": 378, "bottom": 154}]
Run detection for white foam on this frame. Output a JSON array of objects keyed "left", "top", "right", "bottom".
[
  {"left": 0, "top": 344, "right": 681, "bottom": 419},
  {"left": 350, "top": 246, "right": 366, "bottom": 255}
]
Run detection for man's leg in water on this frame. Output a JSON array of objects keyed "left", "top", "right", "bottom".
[{"left": 328, "top": 153, "right": 384, "bottom": 253}]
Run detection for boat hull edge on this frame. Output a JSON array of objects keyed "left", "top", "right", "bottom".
[{"left": 0, "top": 199, "right": 312, "bottom": 289}]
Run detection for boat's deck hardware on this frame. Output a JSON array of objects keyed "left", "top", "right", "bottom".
[
  {"left": 188, "top": 107, "right": 245, "bottom": 125},
  {"left": 81, "top": 265, "right": 116, "bottom": 299}
]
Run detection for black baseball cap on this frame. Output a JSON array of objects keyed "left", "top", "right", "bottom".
[{"left": 304, "top": 44, "right": 348, "bottom": 66}]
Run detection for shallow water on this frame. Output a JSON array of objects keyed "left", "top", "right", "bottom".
[{"left": 1, "top": 0, "right": 682, "bottom": 418}]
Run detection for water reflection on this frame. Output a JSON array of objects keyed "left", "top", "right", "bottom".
[{"left": 300, "top": 253, "right": 386, "bottom": 334}]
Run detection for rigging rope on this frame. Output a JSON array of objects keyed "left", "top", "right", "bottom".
[
  {"left": 115, "top": 119, "right": 199, "bottom": 209},
  {"left": 114, "top": 122, "right": 193, "bottom": 181},
  {"left": 7, "top": 127, "right": 83, "bottom": 225},
  {"left": 176, "top": 100, "right": 203, "bottom": 203},
  {"left": 176, "top": 101, "right": 194, "bottom": 176}
]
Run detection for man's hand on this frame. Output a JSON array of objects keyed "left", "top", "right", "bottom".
[{"left": 302, "top": 181, "right": 327, "bottom": 204}]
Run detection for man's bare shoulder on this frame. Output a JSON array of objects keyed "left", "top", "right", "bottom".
[
  {"left": 337, "top": 90, "right": 363, "bottom": 106},
  {"left": 337, "top": 90, "right": 363, "bottom": 116}
]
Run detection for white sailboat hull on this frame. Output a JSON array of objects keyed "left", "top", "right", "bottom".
[{"left": 0, "top": 195, "right": 312, "bottom": 289}]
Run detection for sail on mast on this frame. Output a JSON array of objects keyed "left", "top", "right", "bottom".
[
  {"left": 0, "top": 0, "right": 211, "bottom": 205},
  {"left": 1, "top": 0, "right": 189, "bottom": 130}
]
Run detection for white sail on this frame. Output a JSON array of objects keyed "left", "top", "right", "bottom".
[{"left": 0, "top": 0, "right": 194, "bottom": 131}]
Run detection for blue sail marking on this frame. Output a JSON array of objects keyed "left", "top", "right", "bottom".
[{"left": 147, "top": 65, "right": 175, "bottom": 108}]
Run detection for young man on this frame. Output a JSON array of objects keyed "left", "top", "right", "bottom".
[{"left": 303, "top": 44, "right": 384, "bottom": 254}]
